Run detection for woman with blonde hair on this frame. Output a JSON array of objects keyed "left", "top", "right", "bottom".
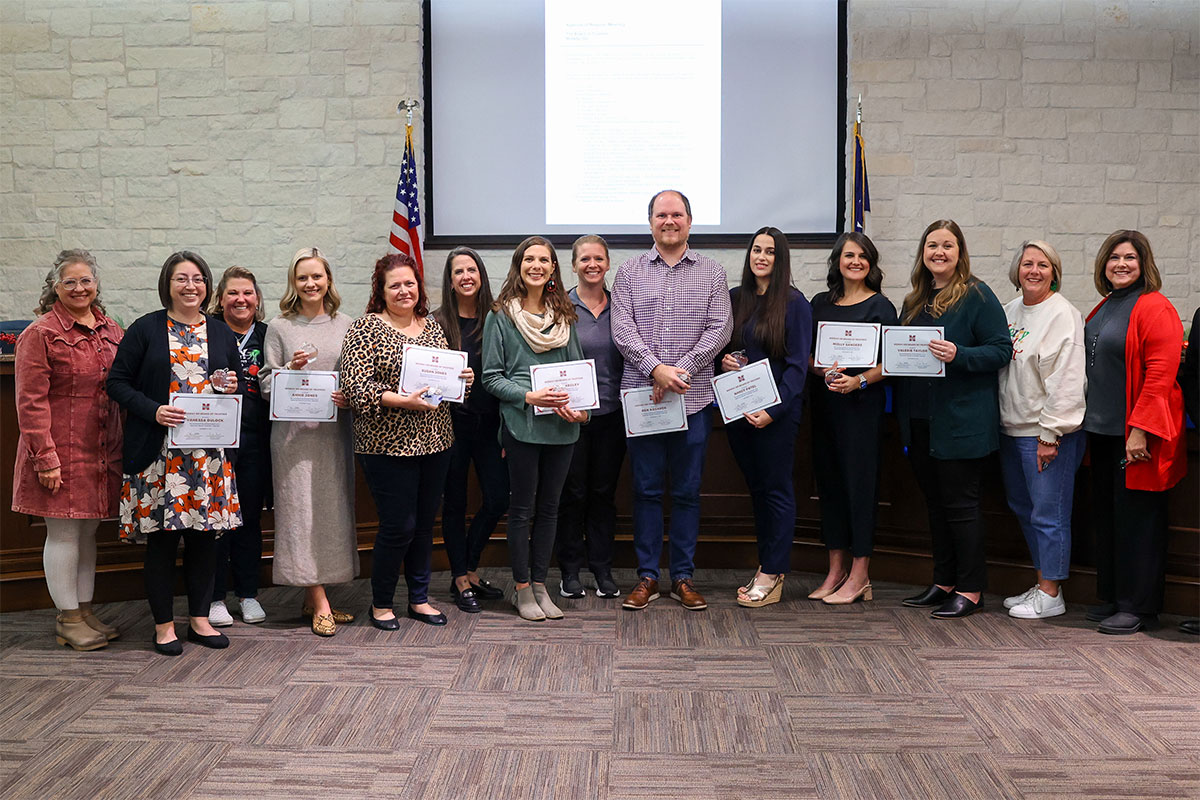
[{"left": 259, "top": 247, "right": 356, "bottom": 636}]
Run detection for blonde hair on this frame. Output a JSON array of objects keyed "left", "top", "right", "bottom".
[
  {"left": 1008, "top": 241, "right": 1063, "bottom": 291},
  {"left": 901, "top": 220, "right": 973, "bottom": 324},
  {"left": 279, "top": 247, "right": 341, "bottom": 317}
]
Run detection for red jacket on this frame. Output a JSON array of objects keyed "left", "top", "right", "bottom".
[{"left": 1087, "top": 291, "right": 1186, "bottom": 491}]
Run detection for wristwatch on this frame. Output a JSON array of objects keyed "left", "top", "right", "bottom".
[{"left": 858, "top": 374, "right": 868, "bottom": 391}]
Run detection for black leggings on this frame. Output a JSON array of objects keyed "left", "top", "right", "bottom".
[
  {"left": 144, "top": 529, "right": 219, "bottom": 624},
  {"left": 502, "top": 429, "right": 574, "bottom": 585}
]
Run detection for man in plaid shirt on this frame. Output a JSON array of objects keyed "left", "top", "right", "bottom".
[{"left": 611, "top": 190, "right": 733, "bottom": 612}]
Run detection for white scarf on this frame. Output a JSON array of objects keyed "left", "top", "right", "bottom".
[{"left": 507, "top": 298, "right": 570, "bottom": 353}]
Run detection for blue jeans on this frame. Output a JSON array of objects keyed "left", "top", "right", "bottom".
[
  {"left": 998, "top": 431, "right": 1085, "bottom": 582},
  {"left": 726, "top": 410, "right": 799, "bottom": 574},
  {"left": 626, "top": 409, "right": 711, "bottom": 581}
]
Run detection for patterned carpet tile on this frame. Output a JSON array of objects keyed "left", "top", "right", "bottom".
[
  {"left": 1073, "top": 643, "right": 1200, "bottom": 694},
  {"left": 188, "top": 747, "right": 419, "bottom": 799},
  {"left": 994, "top": 755, "right": 1200, "bottom": 799},
  {"left": 786, "top": 693, "right": 987, "bottom": 753},
  {"left": 887, "top": 606, "right": 1054, "bottom": 649},
  {"left": 614, "top": 690, "right": 795, "bottom": 754},
  {"left": 465, "top": 607, "right": 619, "bottom": 645},
  {"left": 912, "top": 647, "right": 1106, "bottom": 692},
  {"left": 2, "top": 739, "right": 227, "bottom": 800},
  {"left": 809, "top": 751, "right": 1024, "bottom": 800},
  {"left": 61, "top": 684, "right": 278, "bottom": 741},
  {"left": 752, "top": 607, "right": 910, "bottom": 647},
  {"left": 285, "top": 643, "right": 463, "bottom": 688},
  {"left": 1119, "top": 694, "right": 1200, "bottom": 755},
  {"left": 401, "top": 748, "right": 607, "bottom": 800},
  {"left": 451, "top": 644, "right": 612, "bottom": 693},
  {"left": 0, "top": 642, "right": 152, "bottom": 681},
  {"left": 248, "top": 685, "right": 441, "bottom": 749},
  {"left": 612, "top": 647, "right": 780, "bottom": 690},
  {"left": 607, "top": 754, "right": 818, "bottom": 800},
  {"left": 957, "top": 691, "right": 1174, "bottom": 757},
  {"left": 422, "top": 691, "right": 613, "bottom": 748},
  {"left": 127, "top": 637, "right": 319, "bottom": 687},
  {"left": 0, "top": 678, "right": 117, "bottom": 740},
  {"left": 616, "top": 607, "right": 760, "bottom": 649},
  {"left": 768, "top": 644, "right": 939, "bottom": 695}
]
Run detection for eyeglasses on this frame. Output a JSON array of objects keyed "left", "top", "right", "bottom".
[
  {"left": 172, "top": 276, "right": 207, "bottom": 286},
  {"left": 58, "top": 278, "right": 95, "bottom": 290}
]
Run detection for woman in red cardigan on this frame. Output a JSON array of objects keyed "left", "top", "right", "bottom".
[{"left": 1083, "top": 230, "right": 1185, "bottom": 635}]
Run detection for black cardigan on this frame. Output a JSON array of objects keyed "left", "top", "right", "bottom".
[{"left": 107, "top": 310, "right": 243, "bottom": 474}]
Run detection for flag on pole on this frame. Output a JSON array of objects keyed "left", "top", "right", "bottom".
[
  {"left": 389, "top": 124, "right": 423, "bottom": 272},
  {"left": 851, "top": 118, "right": 870, "bottom": 234}
]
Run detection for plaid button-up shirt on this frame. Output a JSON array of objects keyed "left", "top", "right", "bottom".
[{"left": 611, "top": 245, "right": 733, "bottom": 415}]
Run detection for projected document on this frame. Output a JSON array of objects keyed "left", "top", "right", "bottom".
[{"left": 545, "top": 0, "right": 721, "bottom": 226}]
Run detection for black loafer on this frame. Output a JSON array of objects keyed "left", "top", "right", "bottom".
[
  {"left": 930, "top": 594, "right": 983, "bottom": 619},
  {"left": 153, "top": 637, "right": 183, "bottom": 656},
  {"left": 186, "top": 627, "right": 230, "bottom": 649},
  {"left": 407, "top": 607, "right": 448, "bottom": 626},
  {"left": 449, "top": 583, "right": 481, "bottom": 613},
  {"left": 902, "top": 585, "right": 952, "bottom": 608},
  {"left": 369, "top": 607, "right": 400, "bottom": 631},
  {"left": 1098, "top": 611, "right": 1158, "bottom": 635},
  {"left": 470, "top": 578, "right": 504, "bottom": 600},
  {"left": 1086, "top": 602, "right": 1118, "bottom": 622}
]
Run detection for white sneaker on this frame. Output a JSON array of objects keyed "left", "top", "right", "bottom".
[
  {"left": 1003, "top": 585, "right": 1039, "bottom": 609},
  {"left": 238, "top": 597, "right": 266, "bottom": 624},
  {"left": 209, "top": 600, "right": 234, "bottom": 627},
  {"left": 1009, "top": 588, "right": 1066, "bottom": 619}
]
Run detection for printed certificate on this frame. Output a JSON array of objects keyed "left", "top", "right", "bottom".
[
  {"left": 529, "top": 359, "right": 600, "bottom": 416},
  {"left": 620, "top": 387, "right": 688, "bottom": 438},
  {"left": 814, "top": 322, "right": 881, "bottom": 368},
  {"left": 269, "top": 369, "right": 339, "bottom": 422},
  {"left": 881, "top": 326, "right": 946, "bottom": 377},
  {"left": 398, "top": 345, "right": 468, "bottom": 403},
  {"left": 167, "top": 393, "right": 242, "bottom": 449},
  {"left": 711, "top": 358, "right": 782, "bottom": 424}
]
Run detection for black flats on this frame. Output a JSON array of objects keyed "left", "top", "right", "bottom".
[
  {"left": 902, "top": 585, "right": 952, "bottom": 608},
  {"left": 470, "top": 578, "right": 504, "bottom": 600},
  {"left": 153, "top": 637, "right": 183, "bottom": 656},
  {"left": 930, "top": 594, "right": 984, "bottom": 619},
  {"left": 407, "top": 607, "right": 447, "bottom": 626},
  {"left": 186, "top": 627, "right": 230, "bottom": 648},
  {"left": 368, "top": 607, "right": 401, "bottom": 631},
  {"left": 450, "top": 582, "right": 482, "bottom": 613}
]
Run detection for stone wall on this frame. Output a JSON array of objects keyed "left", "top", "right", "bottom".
[{"left": 1, "top": 0, "right": 1196, "bottom": 325}]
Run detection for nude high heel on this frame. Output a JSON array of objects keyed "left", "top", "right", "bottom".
[
  {"left": 822, "top": 583, "right": 873, "bottom": 605},
  {"left": 807, "top": 574, "right": 848, "bottom": 600}
]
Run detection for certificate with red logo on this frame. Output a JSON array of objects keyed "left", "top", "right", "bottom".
[
  {"left": 711, "top": 358, "right": 781, "bottom": 424},
  {"left": 168, "top": 393, "right": 243, "bottom": 448},
  {"left": 881, "top": 326, "right": 946, "bottom": 377},
  {"left": 529, "top": 359, "right": 600, "bottom": 416},
  {"left": 814, "top": 322, "right": 881, "bottom": 368},
  {"left": 268, "top": 369, "right": 339, "bottom": 422},
  {"left": 399, "top": 345, "right": 468, "bottom": 403}
]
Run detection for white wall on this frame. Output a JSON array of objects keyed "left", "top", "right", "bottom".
[{"left": 1, "top": 0, "right": 1196, "bottom": 325}]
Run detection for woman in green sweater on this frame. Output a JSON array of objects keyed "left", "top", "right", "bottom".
[
  {"left": 895, "top": 220, "right": 1012, "bottom": 619},
  {"left": 482, "top": 236, "right": 589, "bottom": 621}
]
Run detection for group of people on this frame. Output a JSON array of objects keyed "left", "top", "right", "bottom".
[{"left": 12, "top": 189, "right": 1195, "bottom": 656}]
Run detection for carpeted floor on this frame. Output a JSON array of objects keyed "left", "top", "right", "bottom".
[{"left": 1, "top": 568, "right": 1197, "bottom": 799}]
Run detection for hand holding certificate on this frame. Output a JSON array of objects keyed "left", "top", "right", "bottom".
[
  {"left": 814, "top": 322, "right": 881, "bottom": 368},
  {"left": 711, "top": 358, "right": 782, "bottom": 424},
  {"left": 269, "top": 369, "right": 340, "bottom": 422},
  {"left": 168, "top": 393, "right": 243, "bottom": 448},
  {"left": 529, "top": 359, "right": 599, "bottom": 416},
  {"left": 620, "top": 387, "right": 688, "bottom": 438},
  {"left": 881, "top": 326, "right": 946, "bottom": 377},
  {"left": 398, "top": 344, "right": 469, "bottom": 403}
]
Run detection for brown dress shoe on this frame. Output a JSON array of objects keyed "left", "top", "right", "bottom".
[
  {"left": 55, "top": 609, "right": 108, "bottom": 651},
  {"left": 670, "top": 578, "right": 707, "bottom": 610},
  {"left": 622, "top": 577, "right": 660, "bottom": 610}
]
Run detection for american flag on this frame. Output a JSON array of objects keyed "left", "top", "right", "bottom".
[{"left": 389, "top": 124, "right": 423, "bottom": 272}]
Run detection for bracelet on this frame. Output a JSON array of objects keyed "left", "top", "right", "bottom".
[{"left": 1037, "top": 438, "right": 1060, "bottom": 448}]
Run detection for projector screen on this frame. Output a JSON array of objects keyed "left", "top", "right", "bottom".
[{"left": 425, "top": 0, "right": 846, "bottom": 246}]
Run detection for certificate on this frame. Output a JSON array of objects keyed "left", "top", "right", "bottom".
[
  {"left": 814, "top": 322, "right": 881, "bottom": 368},
  {"left": 620, "top": 387, "right": 688, "bottom": 438},
  {"left": 881, "top": 326, "right": 946, "bottom": 377},
  {"left": 398, "top": 345, "right": 468, "bottom": 403},
  {"left": 529, "top": 359, "right": 600, "bottom": 416},
  {"left": 269, "top": 369, "right": 339, "bottom": 422},
  {"left": 711, "top": 358, "right": 782, "bottom": 424},
  {"left": 167, "top": 393, "right": 242, "bottom": 449}
]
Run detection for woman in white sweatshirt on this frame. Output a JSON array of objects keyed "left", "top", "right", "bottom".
[{"left": 997, "top": 240, "right": 1087, "bottom": 620}]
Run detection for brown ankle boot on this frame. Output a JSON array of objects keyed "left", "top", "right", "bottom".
[
  {"left": 79, "top": 602, "right": 120, "bottom": 640},
  {"left": 56, "top": 609, "right": 108, "bottom": 651}
]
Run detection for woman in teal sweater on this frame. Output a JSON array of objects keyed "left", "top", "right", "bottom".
[
  {"left": 895, "top": 220, "right": 1012, "bottom": 619},
  {"left": 482, "top": 236, "right": 589, "bottom": 621}
]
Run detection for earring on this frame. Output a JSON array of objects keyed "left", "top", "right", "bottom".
[{"left": 547, "top": 278, "right": 557, "bottom": 292}]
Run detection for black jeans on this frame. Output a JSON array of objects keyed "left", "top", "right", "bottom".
[
  {"left": 360, "top": 450, "right": 452, "bottom": 609},
  {"left": 556, "top": 410, "right": 626, "bottom": 577},
  {"left": 442, "top": 413, "right": 509, "bottom": 577},
  {"left": 812, "top": 387, "right": 886, "bottom": 557},
  {"left": 1089, "top": 433, "right": 1169, "bottom": 615},
  {"left": 906, "top": 419, "right": 987, "bottom": 592},
  {"left": 726, "top": 409, "right": 800, "bottom": 575},
  {"left": 144, "top": 529, "right": 218, "bottom": 624},
  {"left": 502, "top": 429, "right": 574, "bottom": 585},
  {"left": 212, "top": 429, "right": 271, "bottom": 600}
]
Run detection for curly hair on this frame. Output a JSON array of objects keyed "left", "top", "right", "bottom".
[
  {"left": 36, "top": 249, "right": 105, "bottom": 315},
  {"left": 366, "top": 252, "right": 428, "bottom": 317}
]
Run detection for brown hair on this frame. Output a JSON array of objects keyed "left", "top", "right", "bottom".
[
  {"left": 366, "top": 252, "right": 428, "bottom": 317},
  {"left": 208, "top": 265, "right": 265, "bottom": 321},
  {"left": 731, "top": 226, "right": 793, "bottom": 360},
  {"left": 901, "top": 220, "right": 972, "bottom": 324},
  {"left": 433, "top": 246, "right": 493, "bottom": 350},
  {"left": 1093, "top": 229, "right": 1162, "bottom": 296},
  {"left": 157, "top": 250, "right": 212, "bottom": 310},
  {"left": 493, "top": 236, "right": 578, "bottom": 325},
  {"left": 36, "top": 249, "right": 106, "bottom": 315}
]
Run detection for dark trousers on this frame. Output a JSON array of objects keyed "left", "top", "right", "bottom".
[
  {"left": 442, "top": 413, "right": 509, "bottom": 577},
  {"left": 212, "top": 429, "right": 270, "bottom": 600},
  {"left": 812, "top": 388, "right": 885, "bottom": 557},
  {"left": 906, "top": 419, "right": 987, "bottom": 592},
  {"left": 726, "top": 410, "right": 799, "bottom": 574},
  {"left": 144, "top": 529, "right": 218, "bottom": 624},
  {"left": 1089, "top": 433, "right": 1170, "bottom": 615},
  {"left": 502, "top": 429, "right": 574, "bottom": 585},
  {"left": 360, "top": 450, "right": 452, "bottom": 609},
  {"left": 557, "top": 410, "right": 626, "bottom": 577}
]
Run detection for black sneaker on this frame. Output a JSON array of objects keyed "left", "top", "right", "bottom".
[
  {"left": 559, "top": 574, "right": 585, "bottom": 598},
  {"left": 594, "top": 573, "right": 621, "bottom": 598}
]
